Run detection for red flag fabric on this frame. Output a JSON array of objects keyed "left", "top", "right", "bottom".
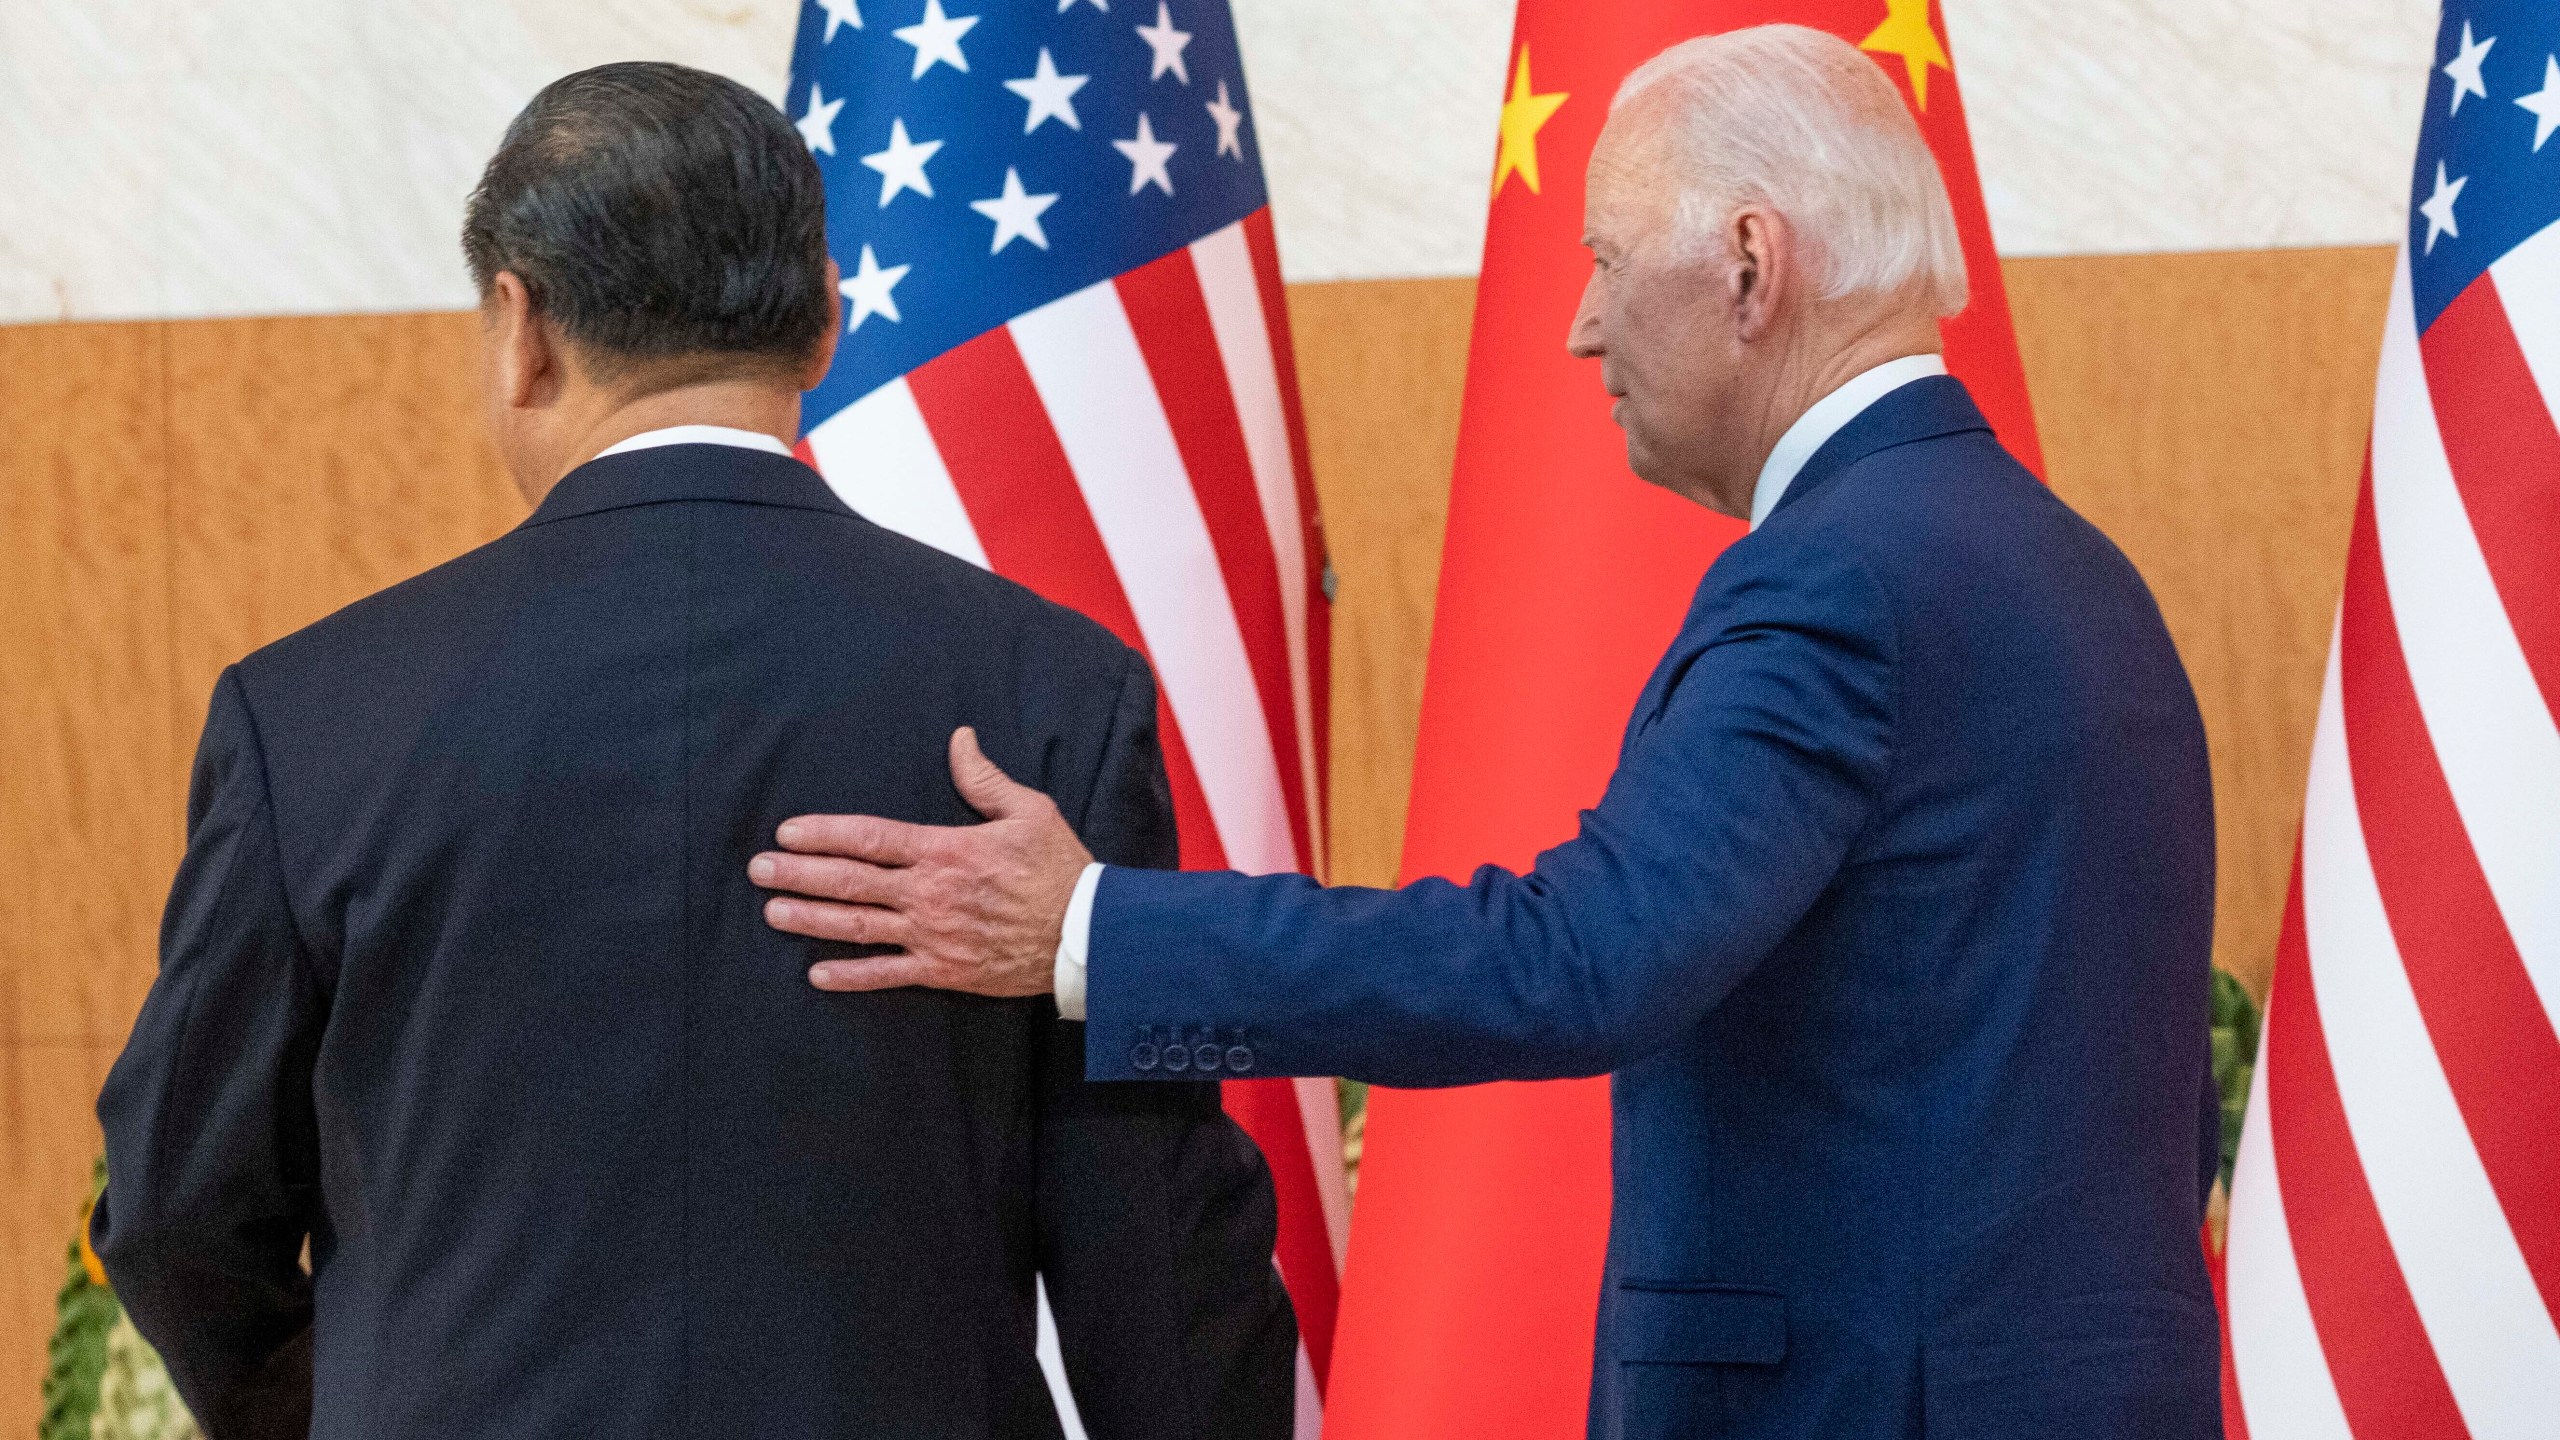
[{"left": 1323, "top": 5, "right": 2038, "bottom": 1436}]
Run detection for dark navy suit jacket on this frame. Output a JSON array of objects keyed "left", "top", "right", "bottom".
[
  {"left": 1086, "top": 379, "right": 2222, "bottom": 1439},
  {"left": 95, "top": 444, "right": 1296, "bottom": 1440}
]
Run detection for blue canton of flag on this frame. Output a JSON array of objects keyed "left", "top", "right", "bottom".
[
  {"left": 788, "top": 0, "right": 1269, "bottom": 421},
  {"left": 2409, "top": 0, "right": 2560, "bottom": 327}
]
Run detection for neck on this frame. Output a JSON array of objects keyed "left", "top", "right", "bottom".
[
  {"left": 525, "top": 377, "right": 804, "bottom": 506},
  {"left": 1712, "top": 305, "right": 1941, "bottom": 518}
]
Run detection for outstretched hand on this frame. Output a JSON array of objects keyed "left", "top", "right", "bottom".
[{"left": 750, "top": 727, "right": 1092, "bottom": 996}]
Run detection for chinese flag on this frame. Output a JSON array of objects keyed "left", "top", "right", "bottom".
[{"left": 1322, "top": 4, "right": 2038, "bottom": 1437}]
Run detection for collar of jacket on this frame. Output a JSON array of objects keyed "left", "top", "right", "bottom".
[
  {"left": 518, "top": 442, "right": 852, "bottom": 531},
  {"left": 1759, "top": 374, "right": 1994, "bottom": 527}
]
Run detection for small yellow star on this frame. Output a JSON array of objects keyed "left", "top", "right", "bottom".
[
  {"left": 1859, "top": 0, "right": 1951, "bottom": 111},
  {"left": 1493, "top": 44, "right": 1569, "bottom": 198}
]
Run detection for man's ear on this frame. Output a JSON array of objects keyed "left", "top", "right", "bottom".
[
  {"left": 1728, "top": 207, "right": 1792, "bottom": 344},
  {"left": 801, "top": 259, "right": 844, "bottom": 393},
  {"left": 488, "top": 271, "right": 564, "bottom": 412}
]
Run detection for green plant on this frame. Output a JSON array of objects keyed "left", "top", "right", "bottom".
[
  {"left": 1337, "top": 1078, "right": 1368, "bottom": 1194},
  {"left": 39, "top": 1160, "right": 200, "bottom": 1440},
  {"left": 2211, "top": 968, "right": 2263, "bottom": 1194},
  {"left": 90, "top": 1313, "right": 201, "bottom": 1440},
  {"left": 40, "top": 1161, "right": 116, "bottom": 1440}
]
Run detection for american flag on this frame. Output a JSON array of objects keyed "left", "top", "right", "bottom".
[
  {"left": 2221, "top": 4, "right": 2560, "bottom": 1437},
  {"left": 779, "top": 2, "right": 1347, "bottom": 1434}
]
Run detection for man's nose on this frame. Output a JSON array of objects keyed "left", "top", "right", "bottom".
[{"left": 1566, "top": 282, "right": 1604, "bottom": 358}]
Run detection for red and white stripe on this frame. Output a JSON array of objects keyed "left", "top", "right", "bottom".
[
  {"left": 802, "top": 209, "right": 1346, "bottom": 1440},
  {"left": 2224, "top": 239, "right": 2560, "bottom": 1439}
]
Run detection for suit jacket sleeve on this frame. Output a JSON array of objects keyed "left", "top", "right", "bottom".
[
  {"left": 93, "top": 667, "right": 320, "bottom": 1440},
  {"left": 1086, "top": 532, "right": 1898, "bottom": 1087},
  {"left": 1034, "top": 655, "right": 1297, "bottom": 1440}
]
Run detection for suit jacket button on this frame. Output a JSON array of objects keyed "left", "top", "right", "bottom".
[
  {"left": 1130, "top": 1042, "right": 1159, "bottom": 1072},
  {"left": 1194, "top": 1043, "right": 1222, "bottom": 1073},
  {"left": 1161, "top": 1043, "right": 1191, "bottom": 1073},
  {"left": 1225, "top": 1046, "right": 1254, "bottom": 1073}
]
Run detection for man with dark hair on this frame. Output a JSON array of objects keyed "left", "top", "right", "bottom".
[{"left": 92, "top": 61, "right": 1295, "bottom": 1440}]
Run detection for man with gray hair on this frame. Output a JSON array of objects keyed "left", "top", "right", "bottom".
[{"left": 753, "top": 25, "right": 2222, "bottom": 1439}]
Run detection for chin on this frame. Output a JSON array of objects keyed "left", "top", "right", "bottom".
[
  {"left": 1622, "top": 442, "right": 1725, "bottom": 512},
  {"left": 1620, "top": 431, "right": 1666, "bottom": 489}
]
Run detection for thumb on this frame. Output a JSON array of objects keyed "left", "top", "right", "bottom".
[{"left": 950, "top": 726, "right": 1037, "bottom": 818}]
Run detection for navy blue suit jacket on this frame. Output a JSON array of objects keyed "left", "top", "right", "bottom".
[
  {"left": 1087, "top": 379, "right": 2222, "bottom": 1439},
  {"left": 95, "top": 445, "right": 1295, "bottom": 1440}
]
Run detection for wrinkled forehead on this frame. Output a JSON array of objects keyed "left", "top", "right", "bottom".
[{"left": 1584, "top": 92, "right": 1686, "bottom": 236}]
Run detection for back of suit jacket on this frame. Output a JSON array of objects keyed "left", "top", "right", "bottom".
[{"left": 95, "top": 444, "right": 1297, "bottom": 1440}]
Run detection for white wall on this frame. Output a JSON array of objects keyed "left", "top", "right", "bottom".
[
  {"left": 1949, "top": 0, "right": 2437, "bottom": 257},
  {"left": 0, "top": 0, "right": 2439, "bottom": 323},
  {"left": 0, "top": 0, "right": 799, "bottom": 323}
]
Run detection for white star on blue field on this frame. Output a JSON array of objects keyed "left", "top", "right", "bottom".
[
  {"left": 787, "top": 0, "right": 1267, "bottom": 420},
  {"left": 2408, "top": 3, "right": 2560, "bottom": 327}
]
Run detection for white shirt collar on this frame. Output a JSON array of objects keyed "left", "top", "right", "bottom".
[
  {"left": 592, "top": 424, "right": 794, "bottom": 462},
  {"left": 1748, "top": 353, "right": 1948, "bottom": 530}
]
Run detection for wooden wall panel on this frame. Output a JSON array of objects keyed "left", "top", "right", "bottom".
[
  {"left": 1285, "top": 278, "right": 1478, "bottom": 889},
  {"left": 0, "top": 322, "right": 178, "bottom": 1049},
  {"left": 2006, "top": 247, "right": 2391, "bottom": 999}
]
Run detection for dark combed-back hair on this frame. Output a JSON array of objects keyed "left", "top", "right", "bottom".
[{"left": 461, "top": 62, "right": 833, "bottom": 379}]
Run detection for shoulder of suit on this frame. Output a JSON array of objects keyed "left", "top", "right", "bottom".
[
  {"left": 753, "top": 506, "right": 1149, "bottom": 717},
  {"left": 234, "top": 526, "right": 523, "bottom": 689},
  {"left": 234, "top": 492, "right": 1147, "bottom": 739},
  {"left": 1707, "top": 428, "right": 2138, "bottom": 651},
  {"left": 1753, "top": 427, "right": 2044, "bottom": 553},
  {"left": 890, "top": 531, "right": 1139, "bottom": 674},
  {"left": 1689, "top": 431, "right": 2027, "bottom": 633}
]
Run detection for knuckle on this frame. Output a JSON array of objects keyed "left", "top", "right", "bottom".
[{"left": 909, "top": 894, "right": 949, "bottom": 934}]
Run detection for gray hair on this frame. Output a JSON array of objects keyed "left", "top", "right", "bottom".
[{"left": 1612, "top": 25, "right": 1968, "bottom": 317}]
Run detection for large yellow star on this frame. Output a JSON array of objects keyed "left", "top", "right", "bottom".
[
  {"left": 1859, "top": 0, "right": 1951, "bottom": 111},
  {"left": 1492, "top": 45, "right": 1569, "bottom": 198}
]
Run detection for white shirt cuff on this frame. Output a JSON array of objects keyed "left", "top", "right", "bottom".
[{"left": 1053, "top": 862, "right": 1106, "bottom": 1021}]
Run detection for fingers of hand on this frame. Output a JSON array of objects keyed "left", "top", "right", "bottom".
[
  {"left": 808, "top": 955, "right": 972, "bottom": 993},
  {"left": 763, "top": 895, "right": 913, "bottom": 948},
  {"left": 749, "top": 852, "right": 904, "bottom": 907},
  {"left": 773, "top": 813, "right": 929, "bottom": 865}
]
